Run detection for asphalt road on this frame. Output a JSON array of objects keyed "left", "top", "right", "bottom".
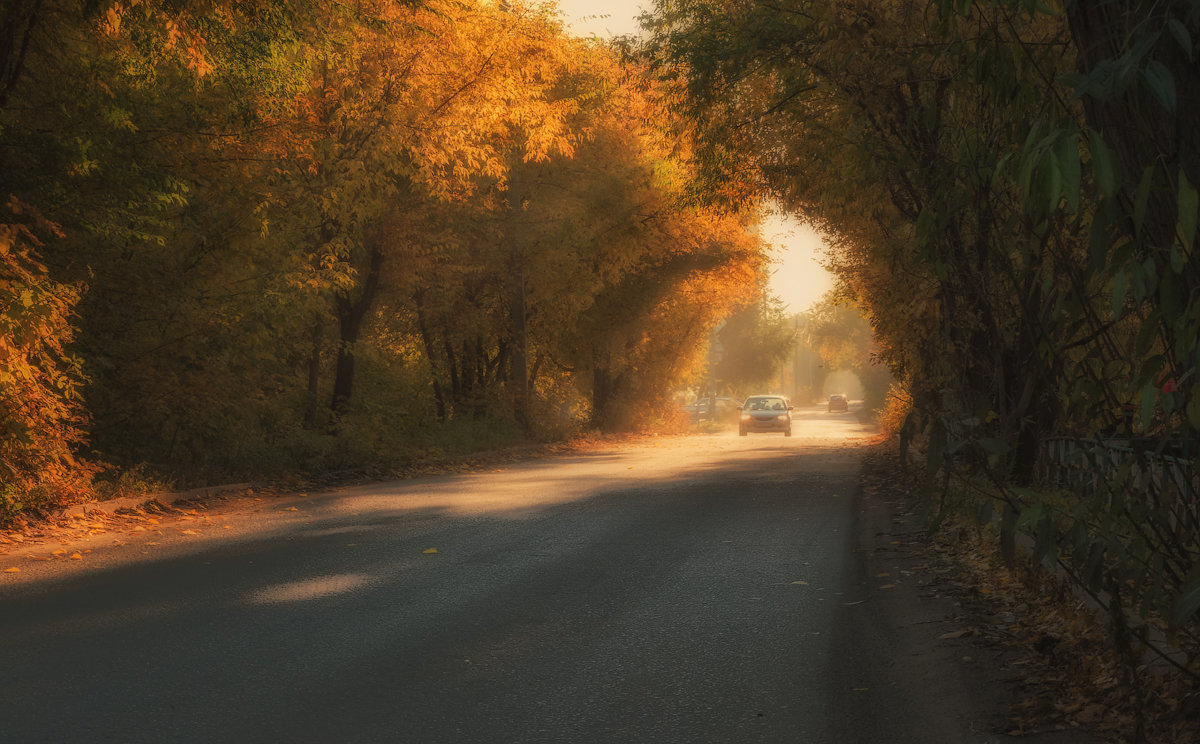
[{"left": 0, "top": 406, "right": 1044, "bottom": 743}]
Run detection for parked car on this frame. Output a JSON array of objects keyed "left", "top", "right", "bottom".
[
  {"left": 828, "top": 394, "right": 849, "bottom": 412},
  {"left": 738, "top": 395, "right": 793, "bottom": 436},
  {"left": 688, "top": 396, "right": 737, "bottom": 423}
]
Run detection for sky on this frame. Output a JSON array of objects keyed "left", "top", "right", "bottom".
[
  {"left": 556, "top": 0, "right": 648, "bottom": 38},
  {"left": 555, "top": 1, "right": 836, "bottom": 314}
]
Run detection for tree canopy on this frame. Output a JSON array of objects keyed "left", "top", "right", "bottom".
[
  {"left": 643, "top": 0, "right": 1200, "bottom": 690},
  {"left": 0, "top": 0, "right": 771, "bottom": 517}
]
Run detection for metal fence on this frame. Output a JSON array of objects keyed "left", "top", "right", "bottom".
[{"left": 1038, "top": 437, "right": 1200, "bottom": 540}]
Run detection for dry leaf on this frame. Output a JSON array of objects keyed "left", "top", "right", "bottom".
[
  {"left": 3, "top": 567, "right": 18, "bottom": 573},
  {"left": 181, "top": 529, "right": 199, "bottom": 536},
  {"left": 51, "top": 548, "right": 67, "bottom": 556},
  {"left": 69, "top": 553, "right": 82, "bottom": 560},
  {"left": 282, "top": 507, "right": 299, "bottom": 512},
  {"left": 423, "top": 548, "right": 438, "bottom": 554}
]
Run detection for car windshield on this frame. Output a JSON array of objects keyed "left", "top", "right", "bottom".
[{"left": 746, "top": 397, "right": 785, "bottom": 411}]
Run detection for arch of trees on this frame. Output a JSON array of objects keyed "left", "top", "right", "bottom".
[{"left": 644, "top": 0, "right": 1200, "bottom": 710}]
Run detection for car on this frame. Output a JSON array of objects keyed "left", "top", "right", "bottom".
[
  {"left": 828, "top": 394, "right": 849, "bottom": 413},
  {"left": 688, "top": 396, "right": 737, "bottom": 423},
  {"left": 738, "top": 395, "right": 793, "bottom": 436}
]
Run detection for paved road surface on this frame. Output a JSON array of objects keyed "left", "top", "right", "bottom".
[{"left": 0, "top": 406, "right": 1044, "bottom": 743}]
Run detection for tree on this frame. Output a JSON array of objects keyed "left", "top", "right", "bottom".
[{"left": 713, "top": 297, "right": 794, "bottom": 394}]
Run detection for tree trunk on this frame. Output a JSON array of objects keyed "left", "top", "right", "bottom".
[
  {"left": 304, "top": 319, "right": 324, "bottom": 429},
  {"left": 329, "top": 241, "right": 384, "bottom": 416},
  {"left": 413, "top": 290, "right": 447, "bottom": 422}
]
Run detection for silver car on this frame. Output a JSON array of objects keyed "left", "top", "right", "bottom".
[{"left": 738, "top": 395, "right": 793, "bottom": 436}]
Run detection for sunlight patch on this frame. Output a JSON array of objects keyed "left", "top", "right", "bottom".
[{"left": 248, "top": 573, "right": 372, "bottom": 604}]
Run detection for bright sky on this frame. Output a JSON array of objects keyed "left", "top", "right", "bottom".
[
  {"left": 555, "top": 1, "right": 837, "bottom": 314},
  {"left": 760, "top": 215, "right": 835, "bottom": 314},
  {"left": 556, "top": 0, "right": 648, "bottom": 38}
]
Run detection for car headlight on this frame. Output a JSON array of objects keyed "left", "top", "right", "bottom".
[
  {"left": 740, "top": 413, "right": 751, "bottom": 421},
  {"left": 777, "top": 414, "right": 788, "bottom": 421}
]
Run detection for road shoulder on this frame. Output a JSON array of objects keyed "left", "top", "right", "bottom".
[{"left": 838, "top": 444, "right": 1098, "bottom": 743}]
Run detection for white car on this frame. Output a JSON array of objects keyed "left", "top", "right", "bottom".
[{"left": 738, "top": 395, "right": 793, "bottom": 436}]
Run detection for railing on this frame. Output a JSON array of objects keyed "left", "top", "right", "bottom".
[{"left": 1039, "top": 437, "right": 1200, "bottom": 541}]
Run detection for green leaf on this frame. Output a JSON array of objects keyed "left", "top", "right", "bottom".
[
  {"left": 1168, "top": 19, "right": 1194, "bottom": 60},
  {"left": 1055, "top": 132, "right": 1081, "bottom": 213},
  {"left": 1089, "top": 202, "right": 1114, "bottom": 268},
  {"left": 1170, "top": 244, "right": 1185, "bottom": 274},
  {"left": 1160, "top": 272, "right": 1182, "bottom": 318},
  {"left": 1140, "top": 382, "right": 1156, "bottom": 430},
  {"left": 1134, "top": 166, "right": 1154, "bottom": 238},
  {"left": 1141, "top": 61, "right": 1177, "bottom": 112},
  {"left": 1088, "top": 130, "right": 1119, "bottom": 198},
  {"left": 1178, "top": 169, "right": 1198, "bottom": 251}
]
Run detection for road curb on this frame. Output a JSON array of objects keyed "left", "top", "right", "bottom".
[{"left": 59, "top": 482, "right": 256, "bottom": 518}]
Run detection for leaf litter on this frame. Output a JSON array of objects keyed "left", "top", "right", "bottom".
[{"left": 862, "top": 441, "right": 1200, "bottom": 743}]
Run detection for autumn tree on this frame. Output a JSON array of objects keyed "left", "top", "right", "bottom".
[
  {"left": 713, "top": 297, "right": 794, "bottom": 395},
  {"left": 647, "top": 0, "right": 1200, "bottom": 712}
]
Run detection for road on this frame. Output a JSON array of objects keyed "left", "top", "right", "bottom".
[{"left": 0, "top": 405, "right": 1040, "bottom": 743}]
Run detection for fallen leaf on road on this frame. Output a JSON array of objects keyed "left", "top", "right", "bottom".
[
  {"left": 875, "top": 572, "right": 890, "bottom": 578},
  {"left": 423, "top": 548, "right": 438, "bottom": 554},
  {"left": 282, "top": 507, "right": 299, "bottom": 512},
  {"left": 51, "top": 548, "right": 67, "bottom": 556},
  {"left": 180, "top": 529, "right": 199, "bottom": 535},
  {"left": 791, "top": 580, "right": 809, "bottom": 585},
  {"left": 3, "top": 567, "right": 18, "bottom": 573},
  {"left": 69, "top": 553, "right": 82, "bottom": 560}
]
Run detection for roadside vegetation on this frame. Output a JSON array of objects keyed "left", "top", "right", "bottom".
[
  {"left": 644, "top": 1, "right": 1200, "bottom": 739},
  {"left": 0, "top": 0, "right": 789, "bottom": 523}
]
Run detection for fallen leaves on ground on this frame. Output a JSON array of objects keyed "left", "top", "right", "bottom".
[{"left": 862, "top": 442, "right": 1200, "bottom": 744}]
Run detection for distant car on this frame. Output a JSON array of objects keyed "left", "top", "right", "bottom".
[
  {"left": 738, "top": 395, "right": 793, "bottom": 436},
  {"left": 828, "top": 394, "right": 849, "bottom": 413},
  {"left": 688, "top": 396, "right": 736, "bottom": 423}
]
